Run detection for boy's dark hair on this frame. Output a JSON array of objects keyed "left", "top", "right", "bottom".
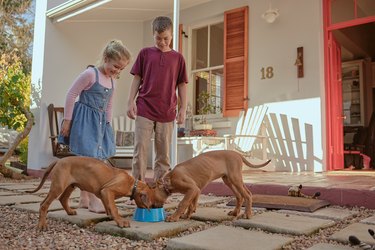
[{"left": 152, "top": 16, "right": 173, "bottom": 33}]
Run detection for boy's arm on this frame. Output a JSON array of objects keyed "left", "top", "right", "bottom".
[
  {"left": 127, "top": 75, "right": 141, "bottom": 119},
  {"left": 176, "top": 83, "right": 187, "bottom": 124}
]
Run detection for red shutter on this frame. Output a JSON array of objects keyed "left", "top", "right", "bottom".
[{"left": 223, "top": 6, "right": 248, "bottom": 117}]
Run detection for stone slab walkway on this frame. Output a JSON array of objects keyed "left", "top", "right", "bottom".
[
  {"left": 166, "top": 225, "right": 294, "bottom": 250},
  {"left": 95, "top": 219, "right": 205, "bottom": 241},
  {"left": 330, "top": 222, "right": 375, "bottom": 245},
  {"left": 233, "top": 211, "right": 335, "bottom": 235},
  {"left": 2, "top": 180, "right": 374, "bottom": 249}
]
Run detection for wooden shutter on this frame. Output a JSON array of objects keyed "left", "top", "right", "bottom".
[{"left": 223, "top": 6, "right": 248, "bottom": 117}]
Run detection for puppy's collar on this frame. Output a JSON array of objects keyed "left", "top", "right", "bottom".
[{"left": 130, "top": 179, "right": 138, "bottom": 201}]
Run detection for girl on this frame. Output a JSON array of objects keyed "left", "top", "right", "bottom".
[{"left": 59, "top": 40, "right": 131, "bottom": 213}]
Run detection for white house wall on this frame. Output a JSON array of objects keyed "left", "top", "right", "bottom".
[
  {"left": 29, "top": 0, "right": 325, "bottom": 171},
  {"left": 178, "top": 0, "right": 325, "bottom": 171},
  {"left": 29, "top": 15, "right": 144, "bottom": 169}
]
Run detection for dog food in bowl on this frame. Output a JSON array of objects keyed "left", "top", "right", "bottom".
[{"left": 133, "top": 207, "right": 165, "bottom": 222}]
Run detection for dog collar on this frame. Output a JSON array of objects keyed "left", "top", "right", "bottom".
[{"left": 129, "top": 179, "right": 138, "bottom": 201}]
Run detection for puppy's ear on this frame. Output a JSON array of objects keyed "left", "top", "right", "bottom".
[{"left": 140, "top": 191, "right": 151, "bottom": 210}]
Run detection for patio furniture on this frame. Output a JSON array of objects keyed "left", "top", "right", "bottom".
[
  {"left": 47, "top": 103, "right": 75, "bottom": 158},
  {"left": 264, "top": 113, "right": 314, "bottom": 171},
  {"left": 187, "top": 105, "right": 269, "bottom": 159},
  {"left": 111, "top": 115, "right": 135, "bottom": 158},
  {"left": 47, "top": 104, "right": 134, "bottom": 164}
]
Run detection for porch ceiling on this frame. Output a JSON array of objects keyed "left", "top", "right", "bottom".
[{"left": 54, "top": 0, "right": 212, "bottom": 22}]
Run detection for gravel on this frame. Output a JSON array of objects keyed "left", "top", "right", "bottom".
[{"left": 1, "top": 176, "right": 374, "bottom": 249}]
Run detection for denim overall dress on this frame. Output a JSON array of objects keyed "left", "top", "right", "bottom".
[{"left": 58, "top": 67, "right": 115, "bottom": 159}]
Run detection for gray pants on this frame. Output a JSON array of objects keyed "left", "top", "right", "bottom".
[{"left": 132, "top": 116, "right": 174, "bottom": 181}]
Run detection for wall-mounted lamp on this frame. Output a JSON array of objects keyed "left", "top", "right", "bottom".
[
  {"left": 294, "top": 47, "right": 304, "bottom": 78},
  {"left": 261, "top": 3, "right": 279, "bottom": 23}
]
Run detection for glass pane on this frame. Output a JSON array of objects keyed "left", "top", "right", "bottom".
[
  {"left": 210, "top": 68, "right": 224, "bottom": 114},
  {"left": 357, "top": 0, "right": 375, "bottom": 18},
  {"left": 194, "top": 71, "right": 209, "bottom": 114},
  {"left": 192, "top": 27, "right": 208, "bottom": 70},
  {"left": 331, "top": 0, "right": 355, "bottom": 24},
  {"left": 210, "top": 22, "right": 224, "bottom": 67}
]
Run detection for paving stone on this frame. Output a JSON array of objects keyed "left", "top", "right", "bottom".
[
  {"left": 233, "top": 211, "right": 335, "bottom": 236},
  {"left": 0, "top": 191, "right": 21, "bottom": 196},
  {"left": 277, "top": 207, "right": 357, "bottom": 221},
  {"left": 47, "top": 208, "right": 132, "bottom": 227},
  {"left": 191, "top": 207, "right": 235, "bottom": 222},
  {"left": 14, "top": 200, "right": 79, "bottom": 212},
  {"left": 95, "top": 219, "right": 205, "bottom": 241},
  {"left": 0, "top": 194, "right": 44, "bottom": 205},
  {"left": 330, "top": 223, "right": 375, "bottom": 245},
  {"left": 361, "top": 215, "right": 375, "bottom": 225},
  {"left": 166, "top": 225, "right": 293, "bottom": 250},
  {"left": 306, "top": 243, "right": 355, "bottom": 250},
  {"left": 197, "top": 195, "right": 228, "bottom": 206},
  {"left": 0, "top": 183, "right": 45, "bottom": 191}
]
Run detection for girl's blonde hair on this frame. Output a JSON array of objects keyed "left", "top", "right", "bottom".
[{"left": 98, "top": 39, "right": 131, "bottom": 66}]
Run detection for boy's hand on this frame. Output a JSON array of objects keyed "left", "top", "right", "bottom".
[
  {"left": 127, "top": 102, "right": 137, "bottom": 120},
  {"left": 176, "top": 108, "right": 186, "bottom": 124},
  {"left": 60, "top": 120, "right": 71, "bottom": 137}
]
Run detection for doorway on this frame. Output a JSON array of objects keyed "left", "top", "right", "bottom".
[{"left": 323, "top": 0, "right": 375, "bottom": 170}]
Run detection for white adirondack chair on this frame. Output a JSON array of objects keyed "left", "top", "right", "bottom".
[
  {"left": 191, "top": 105, "right": 269, "bottom": 160},
  {"left": 264, "top": 113, "right": 315, "bottom": 171},
  {"left": 112, "top": 115, "right": 135, "bottom": 158}
]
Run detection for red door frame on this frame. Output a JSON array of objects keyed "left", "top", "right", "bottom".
[{"left": 323, "top": 0, "right": 375, "bottom": 170}]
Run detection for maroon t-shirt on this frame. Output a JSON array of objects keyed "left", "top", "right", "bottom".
[{"left": 130, "top": 47, "right": 188, "bottom": 122}]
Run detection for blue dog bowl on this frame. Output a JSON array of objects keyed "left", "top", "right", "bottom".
[{"left": 133, "top": 207, "right": 165, "bottom": 222}]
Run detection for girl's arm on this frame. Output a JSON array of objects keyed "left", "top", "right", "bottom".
[{"left": 60, "top": 69, "right": 93, "bottom": 136}]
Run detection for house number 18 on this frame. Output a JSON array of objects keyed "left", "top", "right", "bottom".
[{"left": 261, "top": 67, "right": 274, "bottom": 79}]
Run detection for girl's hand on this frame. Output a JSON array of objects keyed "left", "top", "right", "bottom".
[
  {"left": 127, "top": 101, "right": 137, "bottom": 120},
  {"left": 176, "top": 108, "right": 186, "bottom": 125},
  {"left": 60, "top": 120, "right": 72, "bottom": 137}
]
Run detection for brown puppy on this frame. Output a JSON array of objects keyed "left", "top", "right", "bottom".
[
  {"left": 137, "top": 150, "right": 270, "bottom": 222},
  {"left": 27, "top": 156, "right": 152, "bottom": 230}
]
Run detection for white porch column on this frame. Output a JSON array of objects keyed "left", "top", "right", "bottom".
[{"left": 171, "top": 0, "right": 180, "bottom": 169}]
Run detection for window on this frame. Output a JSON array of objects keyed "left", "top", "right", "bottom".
[
  {"left": 192, "top": 22, "right": 224, "bottom": 115},
  {"left": 190, "top": 6, "right": 248, "bottom": 117}
]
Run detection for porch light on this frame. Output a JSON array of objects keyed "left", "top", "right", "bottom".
[{"left": 261, "top": 3, "right": 279, "bottom": 23}]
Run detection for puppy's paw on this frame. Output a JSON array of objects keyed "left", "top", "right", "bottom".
[
  {"left": 37, "top": 223, "right": 48, "bottom": 231},
  {"left": 166, "top": 215, "right": 180, "bottom": 222},
  {"left": 227, "top": 210, "right": 239, "bottom": 217},
  {"left": 240, "top": 212, "right": 252, "bottom": 219},
  {"left": 67, "top": 209, "right": 77, "bottom": 215},
  {"left": 116, "top": 219, "right": 130, "bottom": 228}
]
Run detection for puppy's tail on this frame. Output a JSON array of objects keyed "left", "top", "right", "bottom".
[
  {"left": 241, "top": 155, "right": 271, "bottom": 168},
  {"left": 26, "top": 160, "right": 58, "bottom": 193}
]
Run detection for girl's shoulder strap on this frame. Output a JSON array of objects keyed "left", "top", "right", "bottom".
[{"left": 86, "top": 65, "right": 99, "bottom": 83}]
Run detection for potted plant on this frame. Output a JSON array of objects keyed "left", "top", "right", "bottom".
[{"left": 193, "top": 91, "right": 214, "bottom": 130}]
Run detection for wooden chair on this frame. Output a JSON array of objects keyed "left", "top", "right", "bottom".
[
  {"left": 48, "top": 104, "right": 134, "bottom": 163},
  {"left": 263, "top": 113, "right": 315, "bottom": 171},
  {"left": 47, "top": 103, "right": 75, "bottom": 158},
  {"left": 111, "top": 115, "right": 135, "bottom": 158},
  {"left": 191, "top": 105, "right": 269, "bottom": 160}
]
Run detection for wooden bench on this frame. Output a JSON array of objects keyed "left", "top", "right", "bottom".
[{"left": 47, "top": 104, "right": 135, "bottom": 161}]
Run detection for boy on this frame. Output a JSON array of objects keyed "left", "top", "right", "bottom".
[{"left": 127, "top": 16, "right": 188, "bottom": 181}]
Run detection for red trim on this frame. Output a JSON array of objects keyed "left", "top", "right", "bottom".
[
  {"left": 328, "top": 16, "right": 375, "bottom": 31},
  {"left": 323, "top": 0, "right": 331, "bottom": 169}
]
